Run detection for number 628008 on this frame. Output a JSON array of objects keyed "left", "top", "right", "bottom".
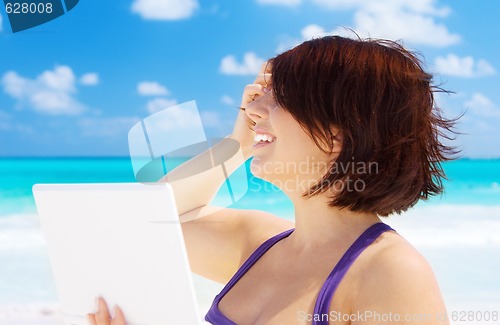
[{"left": 5, "top": 2, "right": 53, "bottom": 14}]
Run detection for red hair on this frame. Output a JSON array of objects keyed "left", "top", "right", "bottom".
[{"left": 270, "top": 36, "right": 458, "bottom": 216}]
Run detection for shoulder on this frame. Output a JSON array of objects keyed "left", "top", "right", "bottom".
[
  {"left": 364, "top": 231, "right": 433, "bottom": 275},
  {"left": 347, "top": 231, "right": 448, "bottom": 324},
  {"left": 186, "top": 206, "right": 293, "bottom": 260},
  {"left": 182, "top": 205, "right": 293, "bottom": 235},
  {"left": 180, "top": 206, "right": 293, "bottom": 283}
]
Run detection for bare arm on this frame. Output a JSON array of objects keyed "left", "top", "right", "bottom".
[
  {"left": 159, "top": 66, "right": 268, "bottom": 218},
  {"left": 86, "top": 64, "right": 290, "bottom": 325},
  {"left": 181, "top": 207, "right": 293, "bottom": 283},
  {"left": 159, "top": 136, "right": 249, "bottom": 219},
  {"left": 161, "top": 63, "right": 292, "bottom": 283}
]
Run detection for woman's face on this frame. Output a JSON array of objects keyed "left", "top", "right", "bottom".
[{"left": 246, "top": 92, "right": 340, "bottom": 195}]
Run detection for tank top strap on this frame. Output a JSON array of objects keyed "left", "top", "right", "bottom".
[
  {"left": 215, "top": 228, "right": 295, "bottom": 301},
  {"left": 312, "top": 222, "right": 394, "bottom": 324}
]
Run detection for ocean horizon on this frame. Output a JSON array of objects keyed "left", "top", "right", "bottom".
[{"left": 1, "top": 157, "right": 499, "bottom": 324}]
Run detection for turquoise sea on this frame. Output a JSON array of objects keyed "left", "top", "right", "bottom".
[
  {"left": 1, "top": 158, "right": 499, "bottom": 214},
  {"left": 0, "top": 158, "right": 499, "bottom": 324}
]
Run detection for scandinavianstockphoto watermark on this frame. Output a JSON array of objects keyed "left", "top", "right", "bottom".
[
  {"left": 2, "top": 0, "right": 79, "bottom": 33},
  {"left": 250, "top": 157, "right": 379, "bottom": 193}
]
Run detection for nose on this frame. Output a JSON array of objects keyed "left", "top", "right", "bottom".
[{"left": 245, "top": 94, "right": 273, "bottom": 121}]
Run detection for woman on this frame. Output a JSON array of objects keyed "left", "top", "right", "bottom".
[{"left": 89, "top": 36, "right": 455, "bottom": 325}]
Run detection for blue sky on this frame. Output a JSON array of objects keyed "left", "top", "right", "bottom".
[{"left": 0, "top": 0, "right": 499, "bottom": 157}]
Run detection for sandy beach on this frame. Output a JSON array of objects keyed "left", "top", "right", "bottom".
[{"left": 1, "top": 204, "right": 500, "bottom": 324}]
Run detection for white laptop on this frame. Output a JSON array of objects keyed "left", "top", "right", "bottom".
[{"left": 33, "top": 182, "right": 203, "bottom": 325}]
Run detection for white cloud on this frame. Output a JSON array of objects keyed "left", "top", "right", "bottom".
[
  {"left": 221, "top": 95, "right": 235, "bottom": 106},
  {"left": 277, "top": 24, "right": 346, "bottom": 52},
  {"left": 138, "top": 82, "right": 177, "bottom": 115},
  {"left": 137, "top": 81, "right": 170, "bottom": 96},
  {"left": 257, "top": 0, "right": 302, "bottom": 6},
  {"left": 131, "top": 0, "right": 199, "bottom": 20},
  {"left": 146, "top": 104, "right": 202, "bottom": 131},
  {"left": 458, "top": 93, "right": 500, "bottom": 157},
  {"left": 434, "top": 54, "right": 496, "bottom": 78},
  {"left": 311, "top": 0, "right": 450, "bottom": 16},
  {"left": 351, "top": 10, "right": 459, "bottom": 47},
  {"left": 301, "top": 24, "right": 329, "bottom": 39},
  {"left": 295, "top": 0, "right": 461, "bottom": 47},
  {"left": 465, "top": 93, "right": 500, "bottom": 118},
  {"left": 79, "top": 116, "right": 140, "bottom": 137},
  {"left": 38, "top": 66, "right": 75, "bottom": 92},
  {"left": 1, "top": 66, "right": 84, "bottom": 115},
  {"left": 220, "top": 52, "right": 265, "bottom": 76},
  {"left": 146, "top": 98, "right": 178, "bottom": 114},
  {"left": 79, "top": 73, "right": 99, "bottom": 86}
]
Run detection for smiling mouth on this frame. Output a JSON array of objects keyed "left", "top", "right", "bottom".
[{"left": 253, "top": 132, "right": 276, "bottom": 148}]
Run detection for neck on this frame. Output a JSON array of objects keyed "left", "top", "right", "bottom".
[{"left": 286, "top": 191, "right": 381, "bottom": 251}]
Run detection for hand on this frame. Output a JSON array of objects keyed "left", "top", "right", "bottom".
[
  {"left": 87, "top": 297, "right": 126, "bottom": 325},
  {"left": 230, "top": 62, "right": 272, "bottom": 159}
]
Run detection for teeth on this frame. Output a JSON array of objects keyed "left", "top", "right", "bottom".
[{"left": 254, "top": 133, "right": 275, "bottom": 143}]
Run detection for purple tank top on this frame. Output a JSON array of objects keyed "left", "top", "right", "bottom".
[{"left": 205, "top": 222, "right": 394, "bottom": 325}]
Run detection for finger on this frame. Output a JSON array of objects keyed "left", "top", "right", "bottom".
[
  {"left": 96, "top": 297, "right": 111, "bottom": 324},
  {"left": 254, "top": 74, "right": 272, "bottom": 91},
  {"left": 87, "top": 313, "right": 98, "bottom": 325},
  {"left": 241, "top": 84, "right": 265, "bottom": 106},
  {"left": 111, "top": 306, "right": 126, "bottom": 325}
]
